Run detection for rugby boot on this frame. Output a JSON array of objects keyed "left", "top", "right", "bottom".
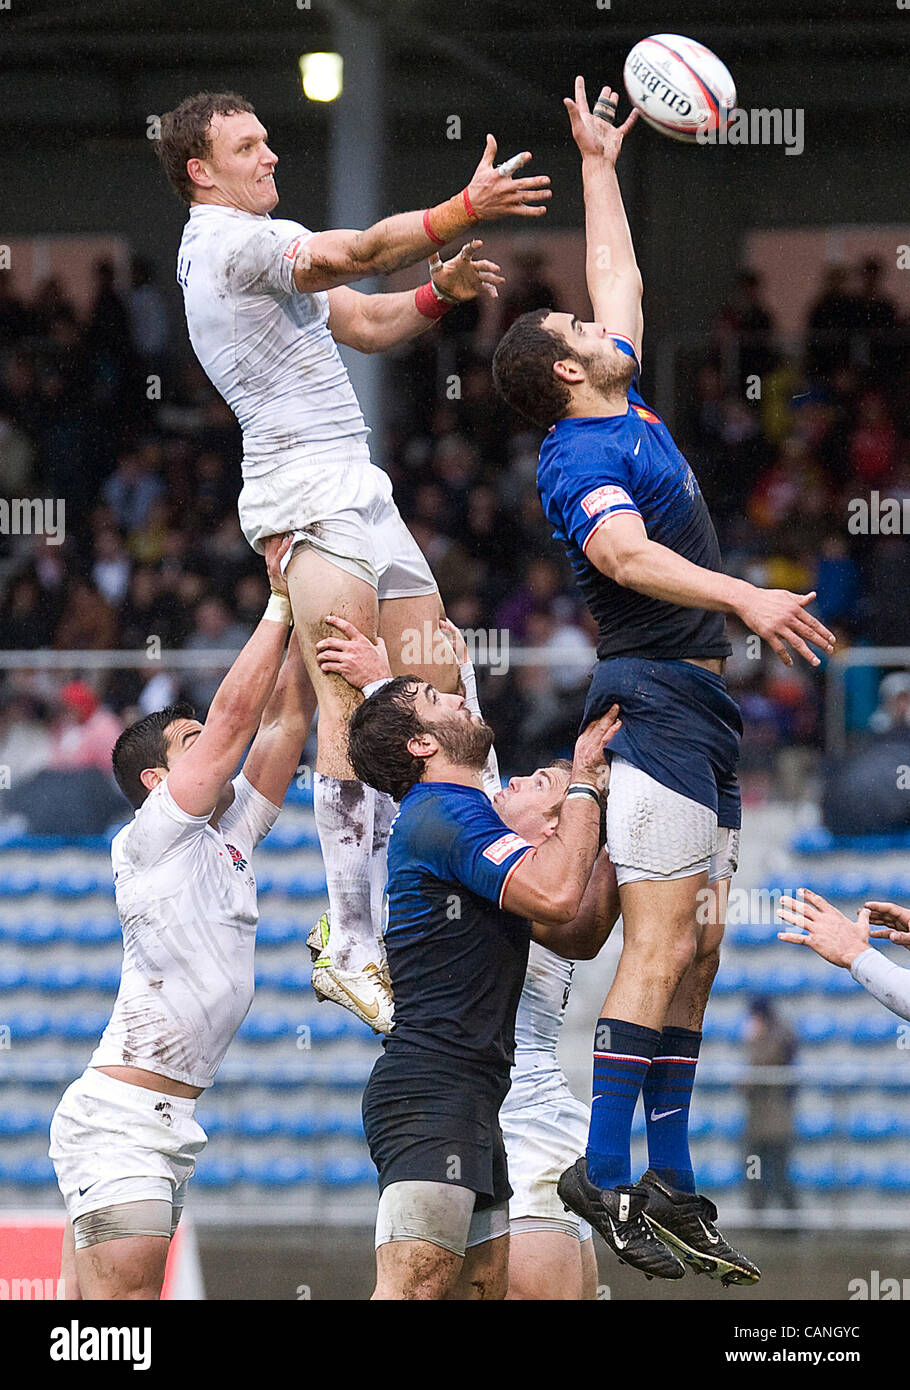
[
  {"left": 635, "top": 1168, "right": 762, "bottom": 1286},
  {"left": 557, "top": 1158, "right": 686, "bottom": 1280},
  {"left": 311, "top": 959, "right": 394, "bottom": 1035}
]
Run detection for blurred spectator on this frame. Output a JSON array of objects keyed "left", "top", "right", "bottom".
[
  {"left": 48, "top": 681, "right": 123, "bottom": 774},
  {"left": 127, "top": 256, "right": 169, "bottom": 367},
  {"left": 847, "top": 389, "right": 898, "bottom": 485},
  {"left": 91, "top": 526, "right": 132, "bottom": 606},
  {"left": 868, "top": 670, "right": 910, "bottom": 734},
  {"left": 102, "top": 448, "right": 165, "bottom": 533},
  {"left": 854, "top": 256, "right": 898, "bottom": 377},
  {"left": 821, "top": 672, "right": 910, "bottom": 835},
  {"left": 183, "top": 595, "right": 249, "bottom": 712},
  {"left": 499, "top": 248, "right": 557, "bottom": 331},
  {"left": 742, "top": 997, "right": 798, "bottom": 1211},
  {"left": 711, "top": 269, "right": 777, "bottom": 387},
  {"left": 53, "top": 579, "right": 119, "bottom": 650},
  {"left": 0, "top": 691, "right": 52, "bottom": 784},
  {"left": 0, "top": 571, "right": 57, "bottom": 649},
  {"left": 805, "top": 265, "right": 861, "bottom": 378}
]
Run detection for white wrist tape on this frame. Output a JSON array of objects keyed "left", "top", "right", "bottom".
[{"left": 264, "top": 591, "right": 292, "bottom": 625}]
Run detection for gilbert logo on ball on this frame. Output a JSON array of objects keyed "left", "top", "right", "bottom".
[{"left": 623, "top": 33, "right": 736, "bottom": 143}]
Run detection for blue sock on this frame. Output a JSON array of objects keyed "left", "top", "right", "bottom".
[
  {"left": 642, "top": 1025, "right": 701, "bottom": 1194},
  {"left": 586, "top": 1017, "right": 661, "bottom": 1189}
]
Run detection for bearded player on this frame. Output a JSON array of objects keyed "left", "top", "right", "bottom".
[
  {"left": 317, "top": 617, "right": 619, "bottom": 1298},
  {"left": 156, "top": 92, "right": 550, "bottom": 1032},
  {"left": 493, "top": 80, "right": 836, "bottom": 1283}
]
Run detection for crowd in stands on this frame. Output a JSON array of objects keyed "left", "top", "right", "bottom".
[{"left": 1, "top": 250, "right": 909, "bottom": 830}]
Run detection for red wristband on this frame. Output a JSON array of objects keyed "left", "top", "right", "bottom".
[
  {"left": 462, "top": 186, "right": 480, "bottom": 221},
  {"left": 415, "top": 282, "right": 453, "bottom": 320},
  {"left": 422, "top": 208, "right": 446, "bottom": 246}
]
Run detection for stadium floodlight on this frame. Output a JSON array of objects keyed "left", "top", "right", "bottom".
[{"left": 299, "top": 52, "right": 343, "bottom": 102}]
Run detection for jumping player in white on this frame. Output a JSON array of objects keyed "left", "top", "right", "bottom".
[
  {"left": 49, "top": 538, "right": 312, "bottom": 1299},
  {"left": 156, "top": 92, "right": 551, "bottom": 1033}
]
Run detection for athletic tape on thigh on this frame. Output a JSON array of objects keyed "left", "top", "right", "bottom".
[
  {"left": 73, "top": 1199, "right": 175, "bottom": 1250},
  {"left": 374, "top": 1180, "right": 476, "bottom": 1255}
]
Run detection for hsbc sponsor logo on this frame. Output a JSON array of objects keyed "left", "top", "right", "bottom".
[
  {"left": 482, "top": 833, "right": 531, "bottom": 865},
  {"left": 283, "top": 237, "right": 303, "bottom": 261},
  {"left": 580, "top": 485, "right": 635, "bottom": 518}
]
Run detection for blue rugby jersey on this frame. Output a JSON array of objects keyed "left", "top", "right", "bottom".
[
  {"left": 383, "top": 782, "right": 533, "bottom": 1075},
  {"left": 537, "top": 336, "right": 732, "bottom": 663}
]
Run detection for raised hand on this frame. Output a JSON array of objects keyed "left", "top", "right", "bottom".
[
  {"left": 564, "top": 77, "right": 638, "bottom": 164},
  {"left": 777, "top": 888, "right": 870, "bottom": 968},
  {"left": 866, "top": 899, "right": 910, "bottom": 948},
  {"left": 465, "top": 135, "right": 551, "bottom": 220},
  {"left": 573, "top": 703, "right": 621, "bottom": 792},
  {"left": 430, "top": 240, "right": 505, "bottom": 302}
]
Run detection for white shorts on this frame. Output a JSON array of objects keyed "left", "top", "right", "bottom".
[
  {"left": 49, "top": 1068, "right": 207, "bottom": 1224},
  {"left": 500, "top": 1069, "right": 592, "bottom": 1241},
  {"left": 607, "top": 756, "right": 739, "bottom": 885},
  {"left": 238, "top": 439, "right": 437, "bottom": 598}
]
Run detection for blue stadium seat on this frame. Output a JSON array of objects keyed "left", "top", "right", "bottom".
[
  {"left": 236, "top": 1011, "right": 295, "bottom": 1042},
  {"left": 0, "top": 1108, "right": 51, "bottom": 1137},
  {"left": 58, "top": 1010, "right": 111, "bottom": 1041},
  {"left": 701, "top": 1015, "right": 744, "bottom": 1043},
  {"left": 193, "top": 1158, "right": 241, "bottom": 1187},
  {"left": 259, "top": 825, "right": 320, "bottom": 851},
  {"left": 320, "top": 1156, "right": 374, "bottom": 1186},
  {"left": 796, "top": 1013, "right": 839, "bottom": 1044},
  {"left": 694, "top": 1158, "right": 741, "bottom": 1190},
  {"left": 794, "top": 1108, "right": 838, "bottom": 1141},
  {"left": 242, "top": 1156, "right": 317, "bottom": 1185},
  {"left": 850, "top": 1014, "right": 900, "bottom": 1045},
  {"left": 790, "top": 1158, "right": 839, "bottom": 1189},
  {"left": 0, "top": 872, "right": 42, "bottom": 898},
  {"left": 7, "top": 1010, "right": 55, "bottom": 1041},
  {"left": 792, "top": 825, "right": 910, "bottom": 856},
  {"left": 846, "top": 1108, "right": 896, "bottom": 1140}
]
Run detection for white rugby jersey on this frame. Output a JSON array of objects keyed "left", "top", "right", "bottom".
[
  {"left": 90, "top": 773, "right": 280, "bottom": 1088},
  {"left": 177, "top": 204, "right": 368, "bottom": 476},
  {"left": 502, "top": 940, "right": 575, "bottom": 1106}
]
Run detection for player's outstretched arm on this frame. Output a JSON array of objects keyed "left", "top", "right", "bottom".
[
  {"left": 293, "top": 136, "right": 549, "bottom": 294},
  {"left": 587, "top": 513, "right": 836, "bottom": 667},
  {"left": 780, "top": 890, "right": 910, "bottom": 1021},
  {"left": 166, "top": 536, "right": 293, "bottom": 818},
  {"left": 502, "top": 706, "right": 621, "bottom": 925},
  {"left": 240, "top": 631, "right": 317, "bottom": 809},
  {"left": 565, "top": 77, "right": 642, "bottom": 359},
  {"left": 327, "top": 241, "right": 504, "bottom": 354}
]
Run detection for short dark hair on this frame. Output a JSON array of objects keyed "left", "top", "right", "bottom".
[
  {"left": 112, "top": 702, "right": 196, "bottom": 809},
  {"left": 492, "top": 308, "right": 578, "bottom": 429},
  {"left": 156, "top": 92, "right": 256, "bottom": 204},
  {"left": 348, "top": 677, "right": 428, "bottom": 802}
]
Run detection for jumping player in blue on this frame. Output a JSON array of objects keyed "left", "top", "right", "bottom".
[{"left": 492, "top": 78, "right": 836, "bottom": 1284}]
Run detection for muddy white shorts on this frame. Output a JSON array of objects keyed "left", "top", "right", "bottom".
[
  {"left": 500, "top": 1068, "right": 592, "bottom": 1240},
  {"left": 238, "top": 439, "right": 437, "bottom": 598},
  {"left": 49, "top": 1068, "right": 207, "bottom": 1225},
  {"left": 607, "top": 756, "right": 740, "bottom": 886}
]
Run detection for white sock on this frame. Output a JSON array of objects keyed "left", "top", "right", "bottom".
[
  {"left": 313, "top": 773, "right": 379, "bottom": 973},
  {"left": 369, "top": 791, "right": 398, "bottom": 964}
]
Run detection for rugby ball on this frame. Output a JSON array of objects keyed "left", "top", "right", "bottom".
[{"left": 623, "top": 33, "right": 736, "bottom": 143}]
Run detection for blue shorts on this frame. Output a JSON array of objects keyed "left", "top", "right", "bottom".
[{"left": 583, "top": 656, "right": 742, "bottom": 830}]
